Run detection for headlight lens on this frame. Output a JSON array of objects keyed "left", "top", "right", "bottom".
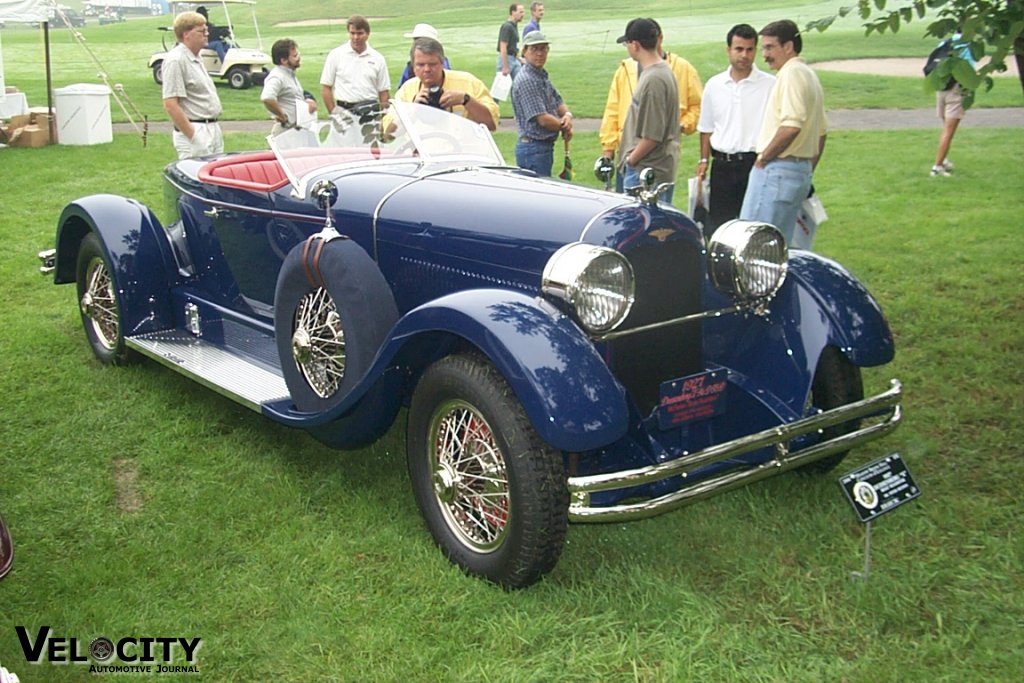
[
  {"left": 708, "top": 220, "right": 788, "bottom": 300},
  {"left": 542, "top": 243, "right": 635, "bottom": 333}
]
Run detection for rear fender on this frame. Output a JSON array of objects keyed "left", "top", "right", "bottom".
[{"left": 54, "top": 194, "right": 178, "bottom": 336}]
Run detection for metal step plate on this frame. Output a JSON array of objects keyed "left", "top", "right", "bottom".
[{"left": 127, "top": 331, "right": 290, "bottom": 411}]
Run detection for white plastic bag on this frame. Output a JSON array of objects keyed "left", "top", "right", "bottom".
[
  {"left": 687, "top": 176, "right": 710, "bottom": 220},
  {"left": 490, "top": 73, "right": 512, "bottom": 101},
  {"left": 792, "top": 195, "right": 828, "bottom": 250}
]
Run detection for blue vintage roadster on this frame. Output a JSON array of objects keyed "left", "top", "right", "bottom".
[{"left": 41, "top": 102, "right": 901, "bottom": 588}]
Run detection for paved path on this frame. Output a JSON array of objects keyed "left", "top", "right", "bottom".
[{"left": 115, "top": 107, "right": 1022, "bottom": 135}]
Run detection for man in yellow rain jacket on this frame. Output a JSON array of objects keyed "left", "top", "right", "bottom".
[{"left": 598, "top": 21, "right": 702, "bottom": 191}]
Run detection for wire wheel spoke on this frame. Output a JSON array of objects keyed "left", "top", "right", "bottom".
[
  {"left": 293, "top": 287, "right": 346, "bottom": 398},
  {"left": 83, "top": 258, "right": 118, "bottom": 349},
  {"left": 430, "top": 402, "right": 510, "bottom": 551}
]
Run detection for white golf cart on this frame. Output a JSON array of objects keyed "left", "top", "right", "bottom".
[{"left": 148, "top": 0, "right": 271, "bottom": 90}]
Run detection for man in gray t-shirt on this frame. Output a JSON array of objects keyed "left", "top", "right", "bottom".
[
  {"left": 162, "top": 11, "right": 223, "bottom": 160},
  {"left": 261, "top": 38, "right": 318, "bottom": 134},
  {"left": 615, "top": 18, "right": 680, "bottom": 203}
]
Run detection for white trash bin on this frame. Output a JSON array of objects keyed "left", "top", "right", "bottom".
[{"left": 54, "top": 84, "right": 113, "bottom": 145}]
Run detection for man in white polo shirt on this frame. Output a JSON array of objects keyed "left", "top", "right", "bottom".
[
  {"left": 696, "top": 24, "right": 775, "bottom": 230},
  {"left": 161, "top": 10, "right": 224, "bottom": 160},
  {"left": 320, "top": 15, "right": 390, "bottom": 116}
]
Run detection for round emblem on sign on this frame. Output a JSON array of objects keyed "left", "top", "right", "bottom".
[
  {"left": 853, "top": 481, "right": 878, "bottom": 510},
  {"left": 90, "top": 636, "right": 115, "bottom": 661}
]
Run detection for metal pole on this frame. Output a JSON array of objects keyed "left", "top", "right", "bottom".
[
  {"left": 44, "top": 22, "right": 54, "bottom": 145},
  {"left": 851, "top": 521, "right": 873, "bottom": 581}
]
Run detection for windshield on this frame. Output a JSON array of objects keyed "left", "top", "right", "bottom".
[{"left": 269, "top": 101, "right": 505, "bottom": 199}]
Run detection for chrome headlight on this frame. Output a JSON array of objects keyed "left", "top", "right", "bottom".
[
  {"left": 708, "top": 220, "right": 788, "bottom": 300},
  {"left": 542, "top": 243, "right": 635, "bottom": 333}
]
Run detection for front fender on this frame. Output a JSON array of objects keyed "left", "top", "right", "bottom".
[
  {"left": 265, "top": 289, "right": 630, "bottom": 452},
  {"left": 395, "top": 290, "right": 629, "bottom": 451},
  {"left": 54, "top": 194, "right": 177, "bottom": 336},
  {"left": 787, "top": 251, "right": 895, "bottom": 367}
]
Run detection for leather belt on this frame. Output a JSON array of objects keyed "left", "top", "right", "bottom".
[
  {"left": 711, "top": 149, "right": 756, "bottom": 163},
  {"left": 335, "top": 99, "right": 376, "bottom": 110},
  {"left": 519, "top": 136, "right": 555, "bottom": 145},
  {"left": 174, "top": 118, "right": 218, "bottom": 132}
]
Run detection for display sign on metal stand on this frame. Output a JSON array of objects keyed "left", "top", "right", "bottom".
[{"left": 838, "top": 453, "right": 921, "bottom": 581}]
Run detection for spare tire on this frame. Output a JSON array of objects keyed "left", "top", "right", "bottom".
[{"left": 274, "top": 236, "right": 398, "bottom": 414}]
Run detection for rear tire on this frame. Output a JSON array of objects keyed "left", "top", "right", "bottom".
[
  {"left": 798, "top": 346, "right": 864, "bottom": 474},
  {"left": 227, "top": 66, "right": 251, "bottom": 90},
  {"left": 75, "top": 232, "right": 138, "bottom": 366},
  {"left": 152, "top": 61, "right": 163, "bottom": 85},
  {"left": 407, "top": 354, "right": 569, "bottom": 588}
]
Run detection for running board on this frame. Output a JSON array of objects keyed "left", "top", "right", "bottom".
[{"left": 126, "top": 331, "right": 290, "bottom": 411}]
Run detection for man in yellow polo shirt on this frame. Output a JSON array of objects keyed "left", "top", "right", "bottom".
[
  {"left": 394, "top": 38, "right": 500, "bottom": 131},
  {"left": 740, "top": 19, "right": 827, "bottom": 245}
]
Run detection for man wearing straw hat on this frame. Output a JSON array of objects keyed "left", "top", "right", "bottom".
[{"left": 511, "top": 30, "right": 574, "bottom": 177}]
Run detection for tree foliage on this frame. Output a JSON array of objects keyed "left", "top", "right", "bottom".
[{"left": 807, "top": 0, "right": 1024, "bottom": 107}]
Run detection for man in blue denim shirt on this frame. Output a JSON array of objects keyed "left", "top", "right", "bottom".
[{"left": 511, "top": 31, "right": 573, "bottom": 176}]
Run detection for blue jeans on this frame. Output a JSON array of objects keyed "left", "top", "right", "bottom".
[
  {"left": 516, "top": 139, "right": 555, "bottom": 177},
  {"left": 621, "top": 163, "right": 675, "bottom": 204},
  {"left": 495, "top": 56, "right": 522, "bottom": 81},
  {"left": 208, "top": 39, "right": 228, "bottom": 63},
  {"left": 740, "top": 158, "right": 812, "bottom": 245}
]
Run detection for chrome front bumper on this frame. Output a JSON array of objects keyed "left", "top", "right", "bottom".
[{"left": 567, "top": 379, "right": 902, "bottom": 522}]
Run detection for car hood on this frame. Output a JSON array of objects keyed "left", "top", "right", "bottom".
[{"left": 373, "top": 165, "right": 644, "bottom": 270}]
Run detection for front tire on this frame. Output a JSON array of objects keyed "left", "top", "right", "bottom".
[
  {"left": 152, "top": 61, "right": 163, "bottom": 85},
  {"left": 407, "top": 354, "right": 569, "bottom": 589},
  {"left": 75, "top": 232, "right": 137, "bottom": 365},
  {"left": 798, "top": 346, "right": 864, "bottom": 473}
]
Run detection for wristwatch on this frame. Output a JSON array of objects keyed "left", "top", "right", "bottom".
[{"left": 463, "top": 93, "right": 471, "bottom": 106}]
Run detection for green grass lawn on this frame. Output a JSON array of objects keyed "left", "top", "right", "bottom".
[
  {"left": 1, "top": 0, "right": 1020, "bottom": 124},
  {"left": 0, "top": 125, "right": 1022, "bottom": 680},
  {"left": 1, "top": 1, "right": 1023, "bottom": 680}
]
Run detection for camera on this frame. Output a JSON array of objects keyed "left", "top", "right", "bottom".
[{"left": 426, "top": 86, "right": 444, "bottom": 109}]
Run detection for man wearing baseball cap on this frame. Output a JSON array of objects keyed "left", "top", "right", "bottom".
[
  {"left": 511, "top": 30, "right": 574, "bottom": 176},
  {"left": 398, "top": 23, "right": 451, "bottom": 86},
  {"left": 616, "top": 18, "right": 680, "bottom": 202}
]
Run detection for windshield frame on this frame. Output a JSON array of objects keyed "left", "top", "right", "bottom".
[{"left": 268, "top": 101, "right": 505, "bottom": 199}]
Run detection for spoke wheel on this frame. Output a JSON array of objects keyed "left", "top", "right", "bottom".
[
  {"left": 275, "top": 237, "right": 399, "bottom": 415},
  {"left": 291, "top": 287, "right": 346, "bottom": 399},
  {"left": 408, "top": 354, "right": 568, "bottom": 588},
  {"left": 75, "top": 233, "right": 137, "bottom": 365},
  {"left": 428, "top": 399, "right": 510, "bottom": 552}
]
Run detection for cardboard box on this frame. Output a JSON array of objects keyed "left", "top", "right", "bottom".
[
  {"left": 10, "top": 124, "right": 51, "bottom": 148},
  {"left": 6, "top": 113, "right": 31, "bottom": 130},
  {"left": 2, "top": 111, "right": 55, "bottom": 148}
]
